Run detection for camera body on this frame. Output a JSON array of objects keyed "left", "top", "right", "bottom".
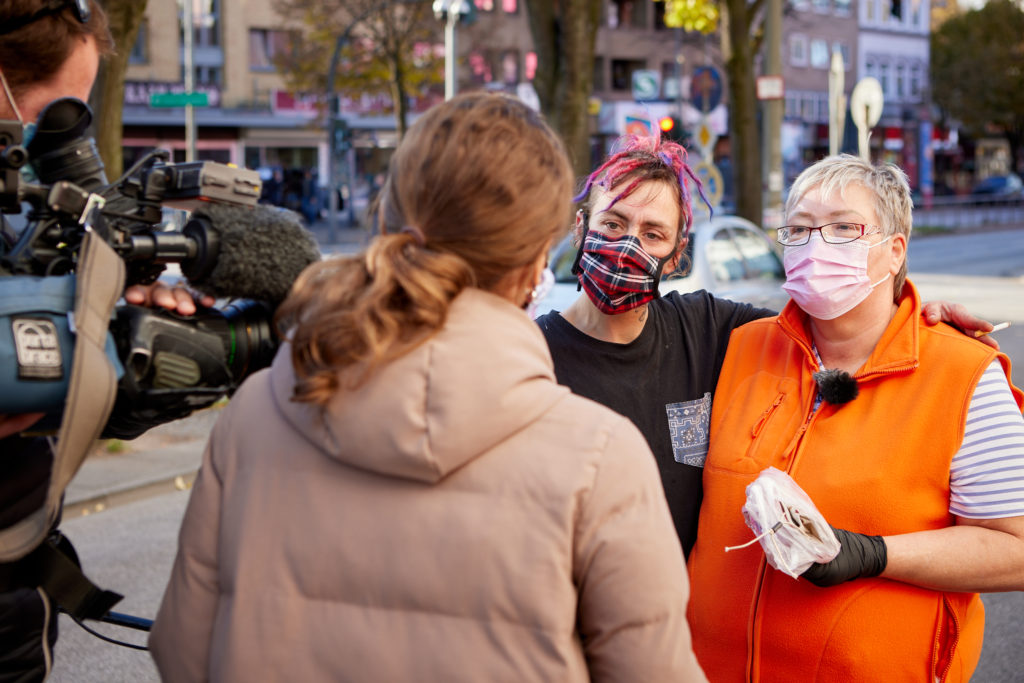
[{"left": 1, "top": 98, "right": 281, "bottom": 438}]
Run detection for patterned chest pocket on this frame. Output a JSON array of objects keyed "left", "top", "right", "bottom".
[{"left": 667, "top": 393, "right": 712, "bottom": 467}]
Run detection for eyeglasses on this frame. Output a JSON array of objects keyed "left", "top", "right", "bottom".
[
  {"left": 776, "top": 222, "right": 882, "bottom": 246},
  {"left": 0, "top": 0, "right": 91, "bottom": 36}
]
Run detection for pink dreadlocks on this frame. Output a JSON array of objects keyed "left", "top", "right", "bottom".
[{"left": 574, "top": 132, "right": 711, "bottom": 241}]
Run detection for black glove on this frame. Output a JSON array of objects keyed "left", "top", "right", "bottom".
[{"left": 801, "top": 525, "right": 887, "bottom": 587}]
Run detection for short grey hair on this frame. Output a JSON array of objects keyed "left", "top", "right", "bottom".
[{"left": 784, "top": 154, "right": 912, "bottom": 302}]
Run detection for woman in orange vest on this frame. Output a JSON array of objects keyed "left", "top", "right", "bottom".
[{"left": 687, "top": 154, "right": 1024, "bottom": 682}]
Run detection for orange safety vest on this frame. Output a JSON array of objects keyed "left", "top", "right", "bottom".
[{"left": 688, "top": 280, "right": 1024, "bottom": 682}]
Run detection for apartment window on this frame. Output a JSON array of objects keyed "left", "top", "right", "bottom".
[
  {"left": 194, "top": 65, "right": 221, "bottom": 85},
  {"left": 474, "top": 0, "right": 494, "bottom": 11},
  {"left": 594, "top": 57, "right": 606, "bottom": 91},
  {"left": 790, "top": 34, "right": 808, "bottom": 67},
  {"left": 895, "top": 63, "right": 905, "bottom": 99},
  {"left": 809, "top": 39, "right": 829, "bottom": 68},
  {"left": 500, "top": 49, "right": 520, "bottom": 85},
  {"left": 469, "top": 52, "right": 493, "bottom": 84},
  {"left": 866, "top": 59, "right": 876, "bottom": 79},
  {"left": 611, "top": 58, "right": 645, "bottom": 91},
  {"left": 525, "top": 51, "right": 537, "bottom": 80},
  {"left": 785, "top": 93, "right": 801, "bottom": 118},
  {"left": 813, "top": 0, "right": 830, "bottom": 13},
  {"left": 818, "top": 95, "right": 830, "bottom": 122},
  {"left": 834, "top": 0, "right": 852, "bottom": 15},
  {"left": 879, "top": 63, "right": 890, "bottom": 96},
  {"left": 831, "top": 42, "right": 850, "bottom": 69},
  {"left": 909, "top": 64, "right": 921, "bottom": 97},
  {"left": 502, "top": 0, "right": 517, "bottom": 12},
  {"left": 183, "top": 0, "right": 221, "bottom": 48},
  {"left": 608, "top": 0, "right": 645, "bottom": 29},
  {"left": 130, "top": 20, "right": 148, "bottom": 64},
  {"left": 249, "top": 29, "right": 289, "bottom": 71},
  {"left": 866, "top": 0, "right": 875, "bottom": 21},
  {"left": 801, "top": 94, "right": 816, "bottom": 121}
]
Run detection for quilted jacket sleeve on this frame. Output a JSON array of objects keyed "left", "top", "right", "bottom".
[{"left": 574, "top": 416, "right": 708, "bottom": 682}]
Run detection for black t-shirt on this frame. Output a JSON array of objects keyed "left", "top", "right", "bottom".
[{"left": 536, "top": 290, "right": 774, "bottom": 557}]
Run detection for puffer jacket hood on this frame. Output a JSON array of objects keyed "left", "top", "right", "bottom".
[{"left": 269, "top": 287, "right": 566, "bottom": 483}]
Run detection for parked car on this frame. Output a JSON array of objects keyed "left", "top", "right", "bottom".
[
  {"left": 535, "top": 214, "right": 790, "bottom": 317},
  {"left": 971, "top": 173, "right": 1023, "bottom": 197}
]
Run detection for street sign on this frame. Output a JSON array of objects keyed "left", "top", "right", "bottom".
[
  {"left": 691, "top": 66, "right": 722, "bottom": 112},
  {"left": 850, "top": 77, "right": 884, "bottom": 160},
  {"left": 149, "top": 92, "right": 209, "bottom": 108},
  {"left": 695, "top": 116, "right": 718, "bottom": 161},
  {"left": 631, "top": 69, "right": 661, "bottom": 101},
  {"left": 756, "top": 75, "right": 784, "bottom": 101},
  {"left": 693, "top": 160, "right": 724, "bottom": 208}
]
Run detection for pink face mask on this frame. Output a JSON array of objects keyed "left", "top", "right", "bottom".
[{"left": 782, "top": 233, "right": 891, "bottom": 320}]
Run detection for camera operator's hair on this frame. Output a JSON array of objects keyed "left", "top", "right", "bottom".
[
  {"left": 278, "top": 92, "right": 573, "bottom": 404},
  {"left": 0, "top": 0, "right": 113, "bottom": 99}
]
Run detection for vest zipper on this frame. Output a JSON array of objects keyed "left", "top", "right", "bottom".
[
  {"left": 747, "top": 392, "right": 819, "bottom": 682},
  {"left": 937, "top": 594, "right": 961, "bottom": 682},
  {"left": 751, "top": 394, "right": 785, "bottom": 438}
]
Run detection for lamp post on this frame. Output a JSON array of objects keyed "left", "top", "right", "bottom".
[{"left": 432, "top": 0, "right": 474, "bottom": 101}]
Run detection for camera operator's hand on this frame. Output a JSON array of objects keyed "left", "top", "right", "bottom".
[
  {"left": 123, "top": 282, "right": 215, "bottom": 316},
  {"left": 0, "top": 413, "right": 44, "bottom": 440}
]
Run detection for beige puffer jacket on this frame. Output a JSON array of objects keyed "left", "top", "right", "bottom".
[{"left": 149, "top": 287, "right": 706, "bottom": 682}]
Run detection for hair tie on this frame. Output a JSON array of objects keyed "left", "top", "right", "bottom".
[{"left": 400, "top": 225, "right": 426, "bottom": 246}]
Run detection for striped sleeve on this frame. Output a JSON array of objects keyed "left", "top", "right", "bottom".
[{"left": 949, "top": 359, "right": 1024, "bottom": 519}]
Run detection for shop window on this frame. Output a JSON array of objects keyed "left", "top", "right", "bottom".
[{"left": 469, "top": 51, "right": 493, "bottom": 85}]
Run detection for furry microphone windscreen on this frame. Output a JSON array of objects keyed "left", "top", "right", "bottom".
[
  {"left": 813, "top": 368, "right": 859, "bottom": 405},
  {"left": 186, "top": 203, "right": 321, "bottom": 305}
]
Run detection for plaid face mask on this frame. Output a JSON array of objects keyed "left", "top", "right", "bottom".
[{"left": 576, "top": 232, "right": 666, "bottom": 314}]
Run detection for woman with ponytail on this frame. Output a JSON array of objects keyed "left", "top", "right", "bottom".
[{"left": 150, "top": 92, "right": 707, "bottom": 682}]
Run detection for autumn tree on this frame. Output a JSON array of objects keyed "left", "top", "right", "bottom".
[
  {"left": 661, "top": 0, "right": 765, "bottom": 225},
  {"left": 272, "top": 0, "right": 443, "bottom": 140},
  {"left": 521, "top": 0, "right": 602, "bottom": 177},
  {"left": 932, "top": 0, "right": 1024, "bottom": 174},
  {"left": 91, "top": 0, "right": 149, "bottom": 180}
]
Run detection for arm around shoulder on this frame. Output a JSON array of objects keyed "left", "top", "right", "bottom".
[{"left": 574, "top": 416, "right": 707, "bottom": 682}]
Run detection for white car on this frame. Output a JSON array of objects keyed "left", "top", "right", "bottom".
[{"left": 535, "top": 214, "right": 790, "bottom": 317}]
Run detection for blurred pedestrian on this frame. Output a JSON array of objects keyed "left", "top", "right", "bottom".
[{"left": 150, "top": 92, "right": 707, "bottom": 682}]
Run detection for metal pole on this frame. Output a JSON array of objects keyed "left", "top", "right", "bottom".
[
  {"left": 762, "top": 0, "right": 783, "bottom": 228},
  {"left": 444, "top": 7, "right": 458, "bottom": 100},
  {"left": 183, "top": 0, "right": 196, "bottom": 162}
]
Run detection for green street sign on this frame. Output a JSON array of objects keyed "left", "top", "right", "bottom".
[{"left": 149, "top": 92, "right": 209, "bottom": 108}]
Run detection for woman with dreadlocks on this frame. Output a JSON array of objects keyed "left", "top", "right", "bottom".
[
  {"left": 535, "top": 134, "right": 995, "bottom": 559},
  {"left": 535, "top": 135, "right": 773, "bottom": 558}
]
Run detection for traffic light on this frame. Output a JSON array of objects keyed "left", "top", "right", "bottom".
[{"left": 659, "top": 115, "right": 685, "bottom": 143}]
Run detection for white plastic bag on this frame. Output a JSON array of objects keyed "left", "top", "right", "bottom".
[{"left": 725, "top": 467, "right": 841, "bottom": 579}]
